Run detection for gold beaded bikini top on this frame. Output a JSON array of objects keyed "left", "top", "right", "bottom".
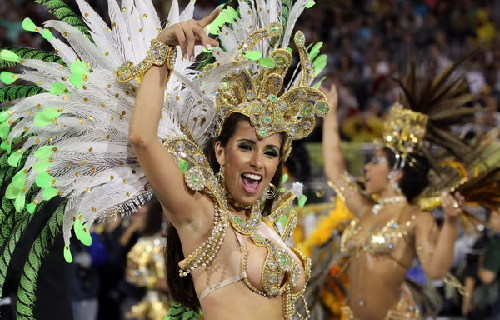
[
  {"left": 340, "top": 208, "right": 416, "bottom": 255},
  {"left": 163, "top": 136, "right": 311, "bottom": 318}
]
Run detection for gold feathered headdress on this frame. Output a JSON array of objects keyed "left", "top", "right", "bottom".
[
  {"left": 213, "top": 23, "right": 328, "bottom": 159},
  {"left": 384, "top": 56, "right": 480, "bottom": 168}
]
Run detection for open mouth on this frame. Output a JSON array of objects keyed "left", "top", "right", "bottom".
[{"left": 241, "top": 172, "right": 262, "bottom": 194}]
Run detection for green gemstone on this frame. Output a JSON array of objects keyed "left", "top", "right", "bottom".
[
  {"left": 264, "top": 116, "right": 271, "bottom": 123},
  {"left": 268, "top": 94, "right": 277, "bottom": 102}
]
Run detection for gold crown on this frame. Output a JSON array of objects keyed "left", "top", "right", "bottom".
[
  {"left": 383, "top": 103, "right": 428, "bottom": 156},
  {"left": 213, "top": 23, "right": 329, "bottom": 159}
]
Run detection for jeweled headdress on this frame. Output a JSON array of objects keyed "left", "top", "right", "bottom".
[
  {"left": 383, "top": 103, "right": 428, "bottom": 158},
  {"left": 384, "top": 57, "right": 479, "bottom": 169},
  {"left": 213, "top": 24, "right": 328, "bottom": 159}
]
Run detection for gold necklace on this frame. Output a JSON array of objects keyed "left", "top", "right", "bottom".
[
  {"left": 228, "top": 202, "right": 262, "bottom": 234},
  {"left": 372, "top": 196, "right": 406, "bottom": 215}
]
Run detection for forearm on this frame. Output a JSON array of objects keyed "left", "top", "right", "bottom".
[
  {"left": 426, "top": 218, "right": 458, "bottom": 278},
  {"left": 129, "top": 64, "right": 171, "bottom": 143},
  {"left": 322, "top": 110, "right": 346, "bottom": 180}
]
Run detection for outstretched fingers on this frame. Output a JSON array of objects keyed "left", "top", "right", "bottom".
[{"left": 198, "top": 7, "right": 221, "bottom": 28}]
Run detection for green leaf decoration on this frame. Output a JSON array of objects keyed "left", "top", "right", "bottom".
[
  {"left": 0, "top": 85, "right": 47, "bottom": 103},
  {"left": 79, "top": 226, "right": 92, "bottom": 246},
  {"left": 298, "top": 194, "right": 308, "bottom": 208},
  {"left": 35, "top": 172, "right": 55, "bottom": 188},
  {"left": 5, "top": 171, "right": 26, "bottom": 199},
  {"left": 33, "top": 159, "right": 53, "bottom": 173},
  {"left": 0, "top": 111, "right": 8, "bottom": 122},
  {"left": 242, "top": 51, "right": 262, "bottom": 61},
  {"left": 26, "top": 202, "right": 37, "bottom": 213},
  {"left": 0, "top": 140, "right": 12, "bottom": 153},
  {"left": 309, "top": 42, "right": 322, "bottom": 61},
  {"left": 49, "top": 82, "right": 68, "bottom": 96},
  {"left": 70, "top": 61, "right": 90, "bottom": 75},
  {"left": 7, "top": 151, "right": 23, "bottom": 167},
  {"left": 74, "top": 217, "right": 84, "bottom": 239},
  {"left": 14, "top": 195, "right": 26, "bottom": 212},
  {"left": 63, "top": 245, "right": 73, "bottom": 263},
  {"left": 312, "top": 76, "right": 326, "bottom": 89},
  {"left": 34, "top": 107, "right": 62, "bottom": 126},
  {"left": 69, "top": 73, "right": 85, "bottom": 88},
  {"left": 34, "top": 145, "right": 57, "bottom": 159},
  {"left": 208, "top": 5, "right": 238, "bottom": 35},
  {"left": 0, "top": 123, "right": 10, "bottom": 140},
  {"left": 0, "top": 49, "right": 21, "bottom": 63},
  {"left": 281, "top": 173, "right": 289, "bottom": 184},
  {"left": 0, "top": 47, "right": 65, "bottom": 69},
  {"left": 258, "top": 57, "right": 276, "bottom": 68},
  {"left": 42, "top": 187, "right": 58, "bottom": 201},
  {"left": 312, "top": 54, "right": 327, "bottom": 76},
  {"left": 305, "top": 0, "right": 316, "bottom": 8},
  {"left": 21, "top": 17, "right": 38, "bottom": 32},
  {"left": 41, "top": 29, "right": 54, "bottom": 41},
  {"left": 0, "top": 72, "right": 18, "bottom": 85},
  {"left": 34, "top": 0, "right": 93, "bottom": 42}
]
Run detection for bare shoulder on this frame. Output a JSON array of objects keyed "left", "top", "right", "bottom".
[{"left": 412, "top": 210, "right": 437, "bottom": 231}]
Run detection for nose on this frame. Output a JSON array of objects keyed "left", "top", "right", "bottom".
[{"left": 250, "top": 150, "right": 263, "bottom": 169}]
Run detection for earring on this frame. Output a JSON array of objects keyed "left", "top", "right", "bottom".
[
  {"left": 216, "top": 166, "right": 224, "bottom": 184},
  {"left": 265, "top": 183, "right": 277, "bottom": 199},
  {"left": 388, "top": 171, "right": 402, "bottom": 194}
]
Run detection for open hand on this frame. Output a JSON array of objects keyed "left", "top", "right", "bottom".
[{"left": 156, "top": 7, "right": 221, "bottom": 61}]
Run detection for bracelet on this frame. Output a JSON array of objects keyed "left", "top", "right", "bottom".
[{"left": 116, "top": 39, "right": 177, "bottom": 82}]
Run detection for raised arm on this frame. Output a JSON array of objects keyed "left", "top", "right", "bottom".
[
  {"left": 322, "top": 84, "right": 371, "bottom": 217},
  {"left": 413, "top": 192, "right": 462, "bottom": 279},
  {"left": 129, "top": 10, "right": 220, "bottom": 225}
]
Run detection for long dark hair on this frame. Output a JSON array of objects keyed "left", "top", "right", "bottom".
[
  {"left": 382, "top": 147, "right": 430, "bottom": 203},
  {"left": 166, "top": 113, "right": 285, "bottom": 310}
]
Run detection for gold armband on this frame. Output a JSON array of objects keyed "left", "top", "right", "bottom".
[{"left": 116, "top": 39, "right": 177, "bottom": 82}]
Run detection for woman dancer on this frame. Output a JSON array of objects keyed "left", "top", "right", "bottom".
[{"left": 322, "top": 63, "right": 476, "bottom": 319}]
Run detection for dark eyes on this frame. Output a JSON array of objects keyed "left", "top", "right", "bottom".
[
  {"left": 264, "top": 148, "right": 279, "bottom": 157},
  {"left": 237, "top": 142, "right": 279, "bottom": 158},
  {"left": 238, "top": 142, "right": 253, "bottom": 151}
]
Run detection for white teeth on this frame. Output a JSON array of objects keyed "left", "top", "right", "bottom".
[{"left": 242, "top": 173, "right": 262, "bottom": 181}]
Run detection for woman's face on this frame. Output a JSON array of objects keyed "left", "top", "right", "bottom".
[
  {"left": 215, "top": 120, "right": 282, "bottom": 207},
  {"left": 363, "top": 148, "right": 391, "bottom": 195}
]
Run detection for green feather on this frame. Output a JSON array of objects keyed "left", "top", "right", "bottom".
[
  {"left": 0, "top": 86, "right": 47, "bottom": 103},
  {"left": 34, "top": 0, "right": 93, "bottom": 42},
  {"left": 0, "top": 47, "right": 65, "bottom": 69}
]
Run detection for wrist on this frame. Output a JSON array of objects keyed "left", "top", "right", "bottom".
[
  {"left": 444, "top": 215, "right": 459, "bottom": 225},
  {"left": 117, "top": 39, "right": 177, "bottom": 82}
]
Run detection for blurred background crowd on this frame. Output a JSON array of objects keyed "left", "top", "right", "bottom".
[{"left": 0, "top": 0, "right": 499, "bottom": 319}]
